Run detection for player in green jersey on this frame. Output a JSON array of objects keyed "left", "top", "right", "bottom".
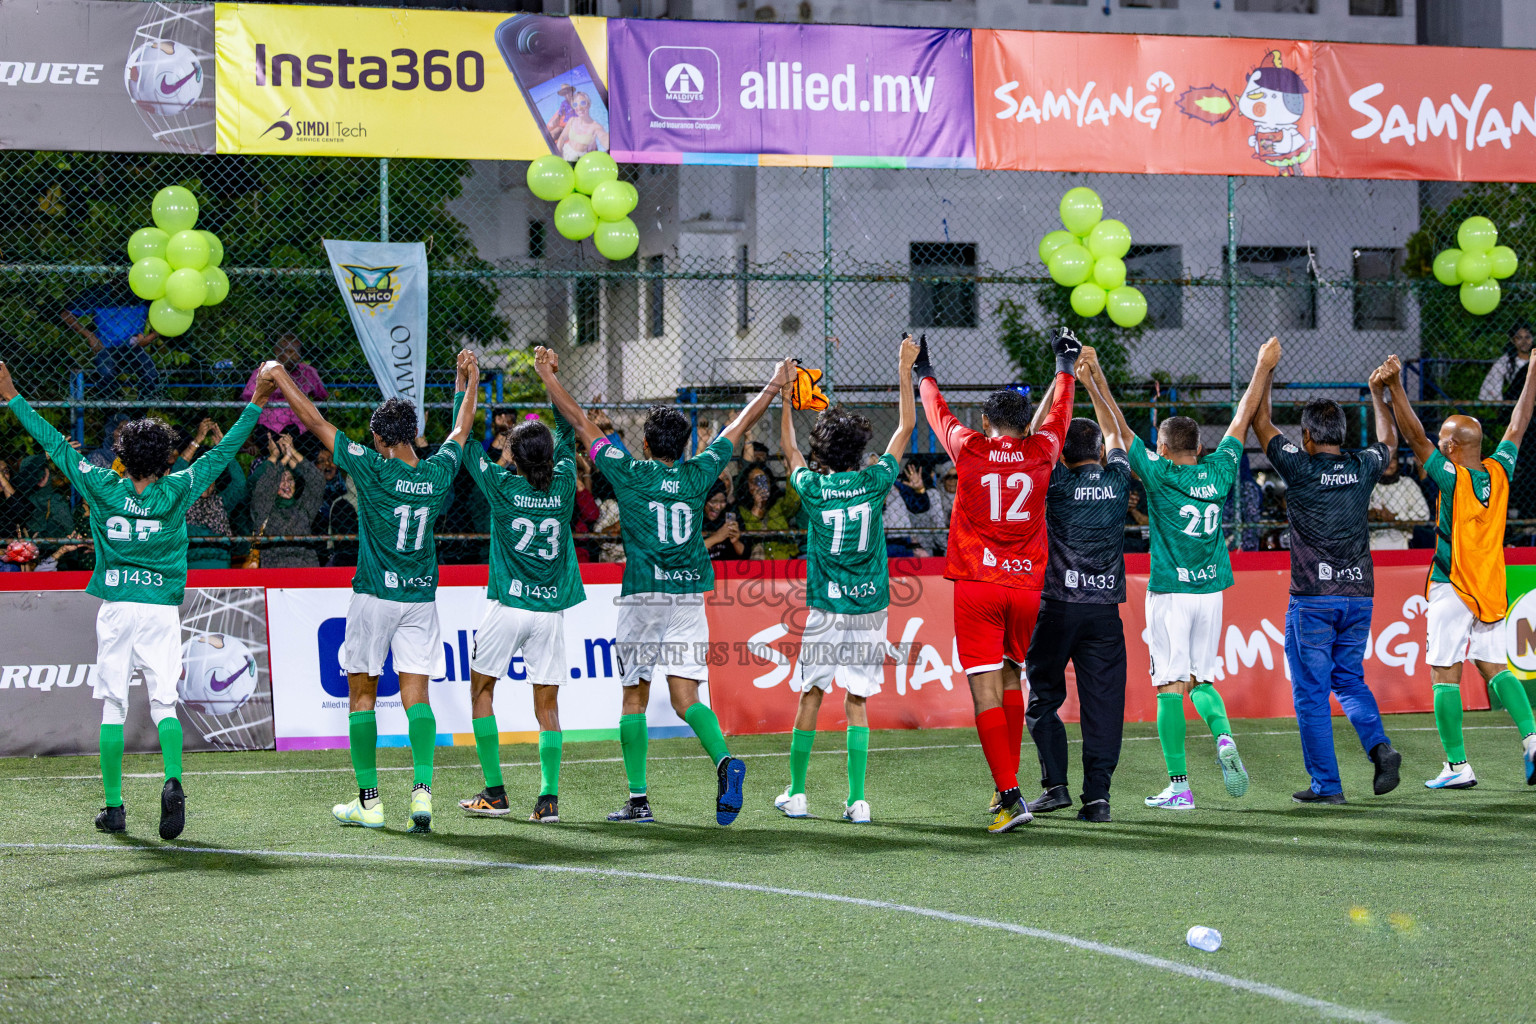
[
  {"left": 0, "top": 359, "right": 277, "bottom": 839},
  {"left": 537, "top": 346, "right": 795, "bottom": 825},
  {"left": 771, "top": 334, "right": 919, "bottom": 823},
  {"left": 458, "top": 347, "right": 584, "bottom": 823},
  {"left": 1130, "top": 339, "right": 1278, "bottom": 810},
  {"left": 269, "top": 352, "right": 479, "bottom": 833}
]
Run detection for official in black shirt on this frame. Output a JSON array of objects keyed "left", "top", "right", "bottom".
[
  {"left": 1250, "top": 344, "right": 1403, "bottom": 804},
  {"left": 1022, "top": 350, "right": 1131, "bottom": 823}
]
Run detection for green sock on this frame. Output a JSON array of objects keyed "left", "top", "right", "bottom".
[
  {"left": 619, "top": 713, "right": 648, "bottom": 796},
  {"left": 846, "top": 725, "right": 870, "bottom": 804},
  {"left": 682, "top": 702, "right": 730, "bottom": 766},
  {"left": 539, "top": 731, "right": 563, "bottom": 796},
  {"left": 1489, "top": 671, "right": 1536, "bottom": 737},
  {"left": 100, "top": 724, "right": 124, "bottom": 808},
  {"left": 157, "top": 716, "right": 183, "bottom": 782},
  {"left": 348, "top": 710, "right": 378, "bottom": 790},
  {"left": 1433, "top": 683, "right": 1468, "bottom": 763},
  {"left": 1190, "top": 682, "right": 1232, "bottom": 740},
  {"left": 1156, "top": 692, "right": 1188, "bottom": 778},
  {"left": 789, "top": 728, "right": 816, "bottom": 796},
  {"left": 472, "top": 715, "right": 503, "bottom": 789},
  {"left": 405, "top": 703, "right": 436, "bottom": 787}
]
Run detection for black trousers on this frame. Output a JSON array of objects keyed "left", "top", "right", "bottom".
[{"left": 1023, "top": 599, "right": 1127, "bottom": 805}]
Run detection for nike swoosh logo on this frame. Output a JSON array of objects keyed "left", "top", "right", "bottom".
[
  {"left": 159, "top": 68, "right": 200, "bottom": 95},
  {"left": 209, "top": 662, "right": 250, "bottom": 693}
]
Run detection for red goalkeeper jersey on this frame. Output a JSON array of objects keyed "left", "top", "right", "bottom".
[{"left": 921, "top": 374, "right": 1075, "bottom": 590}]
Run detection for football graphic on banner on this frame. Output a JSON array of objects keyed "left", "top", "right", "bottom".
[
  {"left": 125, "top": 40, "right": 205, "bottom": 117},
  {"left": 179, "top": 633, "right": 259, "bottom": 716}
]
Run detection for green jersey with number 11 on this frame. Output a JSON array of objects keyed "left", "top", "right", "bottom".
[
  {"left": 1128, "top": 435, "right": 1241, "bottom": 595},
  {"left": 793, "top": 454, "right": 898, "bottom": 614}
]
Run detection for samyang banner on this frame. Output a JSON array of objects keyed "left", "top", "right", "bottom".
[
  {"left": 214, "top": 5, "right": 607, "bottom": 159},
  {"left": 324, "top": 239, "right": 428, "bottom": 433},
  {"left": 0, "top": 0, "right": 215, "bottom": 154}
]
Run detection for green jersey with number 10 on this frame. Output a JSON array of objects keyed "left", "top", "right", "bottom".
[
  {"left": 1128, "top": 435, "right": 1241, "bottom": 595},
  {"left": 793, "top": 455, "right": 898, "bottom": 614}
]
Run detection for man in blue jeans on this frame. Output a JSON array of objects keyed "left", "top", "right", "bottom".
[{"left": 1250, "top": 342, "right": 1403, "bottom": 803}]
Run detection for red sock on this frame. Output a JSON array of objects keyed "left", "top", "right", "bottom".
[
  {"left": 1002, "top": 689, "right": 1025, "bottom": 776},
  {"left": 976, "top": 706, "right": 1019, "bottom": 793}
]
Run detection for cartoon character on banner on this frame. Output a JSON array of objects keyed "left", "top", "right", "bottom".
[{"left": 1177, "top": 50, "right": 1316, "bottom": 177}]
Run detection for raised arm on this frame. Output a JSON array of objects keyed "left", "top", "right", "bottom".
[
  {"left": 1504, "top": 352, "right": 1536, "bottom": 447},
  {"left": 1227, "top": 338, "right": 1282, "bottom": 443},
  {"left": 185, "top": 400, "right": 264, "bottom": 495},
  {"left": 915, "top": 334, "right": 973, "bottom": 461},
  {"left": 720, "top": 358, "right": 796, "bottom": 451},
  {"left": 1076, "top": 348, "right": 1123, "bottom": 452},
  {"left": 1382, "top": 355, "right": 1435, "bottom": 465},
  {"left": 885, "top": 333, "right": 921, "bottom": 458},
  {"left": 270, "top": 362, "right": 337, "bottom": 452},
  {"left": 1248, "top": 337, "right": 1283, "bottom": 450},
  {"left": 1367, "top": 360, "right": 1398, "bottom": 453},
  {"left": 533, "top": 346, "right": 604, "bottom": 450},
  {"left": 445, "top": 349, "right": 479, "bottom": 448},
  {"left": 1029, "top": 379, "right": 1055, "bottom": 436},
  {"left": 0, "top": 361, "right": 92, "bottom": 493},
  {"left": 780, "top": 391, "right": 807, "bottom": 475}
]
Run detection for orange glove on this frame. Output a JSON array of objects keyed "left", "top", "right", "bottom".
[{"left": 790, "top": 362, "right": 828, "bottom": 411}]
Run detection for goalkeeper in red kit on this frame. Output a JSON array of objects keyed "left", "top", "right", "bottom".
[{"left": 915, "top": 327, "right": 1080, "bottom": 833}]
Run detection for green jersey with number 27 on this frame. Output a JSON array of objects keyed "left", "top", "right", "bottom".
[
  {"left": 793, "top": 455, "right": 897, "bottom": 614},
  {"left": 1128, "top": 435, "right": 1241, "bottom": 595}
]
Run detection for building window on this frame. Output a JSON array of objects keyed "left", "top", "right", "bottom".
[
  {"left": 1234, "top": 0, "right": 1316, "bottom": 11},
  {"left": 1226, "top": 245, "right": 1316, "bottom": 330},
  {"left": 1124, "top": 245, "right": 1183, "bottom": 329},
  {"left": 647, "top": 255, "right": 665, "bottom": 338},
  {"left": 575, "top": 277, "right": 601, "bottom": 347},
  {"left": 1121, "top": 0, "right": 1177, "bottom": 7},
  {"left": 1349, "top": 0, "right": 1399, "bottom": 13},
  {"left": 1353, "top": 247, "right": 1404, "bottom": 331},
  {"left": 909, "top": 242, "right": 977, "bottom": 330},
  {"left": 1027, "top": 0, "right": 1089, "bottom": 5},
  {"left": 736, "top": 245, "right": 750, "bottom": 332},
  {"left": 527, "top": 220, "right": 546, "bottom": 261}
]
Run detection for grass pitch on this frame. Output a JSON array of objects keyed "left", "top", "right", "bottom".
[{"left": 0, "top": 711, "right": 1531, "bottom": 1024}]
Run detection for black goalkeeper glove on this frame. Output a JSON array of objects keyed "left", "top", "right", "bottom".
[
  {"left": 1050, "top": 326, "right": 1082, "bottom": 377},
  {"left": 912, "top": 333, "right": 935, "bottom": 385}
]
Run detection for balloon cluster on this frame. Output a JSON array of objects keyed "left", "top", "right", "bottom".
[
  {"left": 526, "top": 153, "right": 639, "bottom": 262},
  {"left": 1431, "top": 216, "right": 1518, "bottom": 316},
  {"left": 1038, "top": 187, "right": 1147, "bottom": 329},
  {"left": 126, "top": 186, "right": 229, "bottom": 338}
]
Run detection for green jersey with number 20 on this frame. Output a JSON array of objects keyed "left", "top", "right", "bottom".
[
  {"left": 1128, "top": 435, "right": 1242, "bottom": 595},
  {"left": 595, "top": 434, "right": 733, "bottom": 596},
  {"left": 793, "top": 455, "right": 897, "bottom": 614}
]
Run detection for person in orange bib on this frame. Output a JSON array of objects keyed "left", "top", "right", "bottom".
[{"left": 1382, "top": 353, "right": 1536, "bottom": 789}]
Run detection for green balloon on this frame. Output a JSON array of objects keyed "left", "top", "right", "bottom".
[
  {"left": 1059, "top": 187, "right": 1103, "bottom": 237},
  {"left": 591, "top": 180, "right": 634, "bottom": 222},
  {"left": 152, "top": 186, "right": 198, "bottom": 234},
  {"left": 619, "top": 181, "right": 640, "bottom": 211},
  {"left": 1047, "top": 243, "right": 1093, "bottom": 288},
  {"left": 148, "top": 297, "right": 194, "bottom": 337},
  {"left": 526, "top": 155, "right": 576, "bottom": 202},
  {"left": 573, "top": 152, "right": 619, "bottom": 196},
  {"left": 1037, "top": 230, "right": 1076, "bottom": 265},
  {"left": 1086, "top": 219, "right": 1132, "bottom": 261},
  {"left": 128, "top": 257, "right": 170, "bottom": 301},
  {"left": 127, "top": 227, "right": 169, "bottom": 263},
  {"left": 1106, "top": 286, "right": 1148, "bottom": 328},
  {"left": 1432, "top": 248, "right": 1463, "bottom": 286},
  {"left": 1070, "top": 282, "right": 1107, "bottom": 318},
  {"left": 594, "top": 217, "right": 640, "bottom": 261},
  {"left": 1092, "top": 256, "right": 1127, "bottom": 290},
  {"left": 1460, "top": 279, "right": 1501, "bottom": 316},
  {"left": 1491, "top": 245, "right": 1519, "bottom": 280},
  {"left": 166, "top": 229, "right": 210, "bottom": 271},
  {"left": 554, "top": 194, "right": 597, "bottom": 241},
  {"left": 1457, "top": 250, "right": 1492, "bottom": 285},
  {"left": 1457, "top": 216, "right": 1498, "bottom": 254},
  {"left": 202, "top": 266, "right": 230, "bottom": 306},
  {"left": 199, "top": 231, "right": 224, "bottom": 269},
  {"left": 165, "top": 267, "right": 207, "bottom": 311}
]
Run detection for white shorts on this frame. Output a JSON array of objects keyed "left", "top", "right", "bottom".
[
  {"left": 470, "top": 602, "right": 567, "bottom": 686},
  {"left": 1426, "top": 581, "right": 1505, "bottom": 667},
  {"left": 797, "top": 608, "right": 889, "bottom": 699},
  {"left": 1146, "top": 591, "right": 1223, "bottom": 686},
  {"left": 94, "top": 601, "right": 182, "bottom": 706},
  {"left": 340, "top": 593, "right": 444, "bottom": 677},
  {"left": 616, "top": 596, "right": 709, "bottom": 687}
]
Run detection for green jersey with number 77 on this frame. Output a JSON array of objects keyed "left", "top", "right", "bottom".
[
  {"left": 792, "top": 455, "right": 898, "bottom": 615},
  {"left": 1128, "top": 434, "right": 1242, "bottom": 595}
]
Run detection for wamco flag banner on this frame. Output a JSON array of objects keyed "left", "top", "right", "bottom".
[
  {"left": 324, "top": 239, "right": 429, "bottom": 433},
  {"left": 0, "top": 0, "right": 215, "bottom": 153},
  {"left": 608, "top": 19, "right": 975, "bottom": 167}
]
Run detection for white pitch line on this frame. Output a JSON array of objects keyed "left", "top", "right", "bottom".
[{"left": 0, "top": 842, "right": 1400, "bottom": 1024}]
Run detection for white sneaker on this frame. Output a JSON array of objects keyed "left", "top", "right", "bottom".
[
  {"left": 1144, "top": 782, "right": 1195, "bottom": 809},
  {"left": 843, "top": 800, "right": 871, "bottom": 824},
  {"left": 775, "top": 786, "right": 808, "bottom": 818},
  {"left": 1425, "top": 761, "right": 1477, "bottom": 789},
  {"left": 1523, "top": 734, "right": 1536, "bottom": 785}
]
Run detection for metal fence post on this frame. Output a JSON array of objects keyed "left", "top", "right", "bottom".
[
  {"left": 379, "top": 158, "right": 390, "bottom": 244},
  {"left": 821, "top": 166, "right": 834, "bottom": 403},
  {"left": 1226, "top": 175, "right": 1243, "bottom": 550}
]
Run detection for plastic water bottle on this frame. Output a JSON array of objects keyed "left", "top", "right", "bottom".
[{"left": 1186, "top": 926, "right": 1222, "bottom": 952}]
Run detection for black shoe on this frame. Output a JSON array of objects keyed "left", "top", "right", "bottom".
[
  {"left": 1076, "top": 799, "right": 1111, "bottom": 823},
  {"left": 94, "top": 804, "right": 125, "bottom": 833},
  {"left": 158, "top": 778, "right": 186, "bottom": 840},
  {"left": 716, "top": 756, "right": 746, "bottom": 826},
  {"left": 1370, "top": 742, "right": 1402, "bottom": 796},
  {"left": 607, "top": 796, "right": 655, "bottom": 823},
  {"left": 529, "top": 794, "right": 559, "bottom": 823},
  {"left": 460, "top": 788, "right": 512, "bottom": 817},
  {"left": 1293, "top": 788, "right": 1347, "bottom": 805},
  {"left": 1026, "top": 785, "right": 1072, "bottom": 814}
]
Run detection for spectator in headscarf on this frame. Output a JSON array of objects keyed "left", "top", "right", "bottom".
[
  {"left": 251, "top": 434, "right": 325, "bottom": 568},
  {"left": 186, "top": 481, "right": 234, "bottom": 569},
  {"left": 702, "top": 480, "right": 746, "bottom": 561},
  {"left": 736, "top": 463, "right": 800, "bottom": 559}
]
